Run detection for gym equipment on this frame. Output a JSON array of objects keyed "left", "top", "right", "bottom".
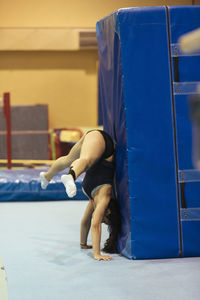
[
  {"left": 0, "top": 169, "right": 87, "bottom": 201},
  {"left": 97, "top": 5, "right": 200, "bottom": 259}
]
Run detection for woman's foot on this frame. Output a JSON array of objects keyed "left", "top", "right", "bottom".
[
  {"left": 40, "top": 172, "right": 49, "bottom": 189},
  {"left": 61, "top": 174, "right": 77, "bottom": 198}
]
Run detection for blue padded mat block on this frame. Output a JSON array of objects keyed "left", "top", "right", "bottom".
[
  {"left": 0, "top": 169, "right": 87, "bottom": 201},
  {"left": 97, "top": 5, "right": 200, "bottom": 259},
  {"left": 97, "top": 12, "right": 131, "bottom": 257},
  {"left": 168, "top": 6, "right": 200, "bottom": 257},
  {"left": 119, "top": 7, "right": 180, "bottom": 259},
  {"left": 97, "top": 7, "right": 180, "bottom": 259}
]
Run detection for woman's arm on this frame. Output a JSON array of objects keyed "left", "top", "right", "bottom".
[
  {"left": 80, "top": 201, "right": 94, "bottom": 248},
  {"left": 91, "top": 198, "right": 113, "bottom": 261}
]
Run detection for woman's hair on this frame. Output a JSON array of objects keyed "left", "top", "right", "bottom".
[{"left": 102, "top": 198, "right": 122, "bottom": 254}]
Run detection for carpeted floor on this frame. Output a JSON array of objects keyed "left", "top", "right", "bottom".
[{"left": 0, "top": 201, "right": 200, "bottom": 300}]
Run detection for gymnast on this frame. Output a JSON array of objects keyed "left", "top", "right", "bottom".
[{"left": 40, "top": 129, "right": 121, "bottom": 261}]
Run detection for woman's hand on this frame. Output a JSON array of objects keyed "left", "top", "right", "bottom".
[
  {"left": 94, "top": 254, "right": 113, "bottom": 261},
  {"left": 80, "top": 244, "right": 92, "bottom": 249}
]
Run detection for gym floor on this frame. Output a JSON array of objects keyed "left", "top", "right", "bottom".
[{"left": 0, "top": 200, "right": 200, "bottom": 300}]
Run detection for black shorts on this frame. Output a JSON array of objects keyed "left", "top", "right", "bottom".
[{"left": 87, "top": 130, "right": 115, "bottom": 160}]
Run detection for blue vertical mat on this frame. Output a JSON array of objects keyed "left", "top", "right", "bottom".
[
  {"left": 97, "top": 5, "right": 200, "bottom": 259},
  {"left": 97, "top": 14, "right": 131, "bottom": 255},
  {"left": 168, "top": 6, "right": 200, "bottom": 257}
]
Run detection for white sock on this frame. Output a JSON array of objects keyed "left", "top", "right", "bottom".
[
  {"left": 61, "top": 174, "right": 77, "bottom": 198},
  {"left": 40, "top": 172, "right": 49, "bottom": 189}
]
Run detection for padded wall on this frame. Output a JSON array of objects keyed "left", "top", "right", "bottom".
[{"left": 97, "top": 6, "right": 200, "bottom": 259}]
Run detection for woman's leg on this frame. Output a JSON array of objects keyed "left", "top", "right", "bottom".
[
  {"left": 40, "top": 133, "right": 86, "bottom": 189},
  {"left": 61, "top": 131, "right": 106, "bottom": 197},
  {"left": 70, "top": 130, "right": 106, "bottom": 178}
]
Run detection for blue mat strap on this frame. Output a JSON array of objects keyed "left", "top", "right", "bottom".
[{"left": 181, "top": 208, "right": 200, "bottom": 221}]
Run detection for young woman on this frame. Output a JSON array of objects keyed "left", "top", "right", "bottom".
[{"left": 40, "top": 130, "right": 121, "bottom": 261}]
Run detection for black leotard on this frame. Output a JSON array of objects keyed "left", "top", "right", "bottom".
[{"left": 82, "top": 130, "right": 115, "bottom": 199}]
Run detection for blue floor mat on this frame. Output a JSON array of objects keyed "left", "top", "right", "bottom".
[{"left": 0, "top": 169, "right": 87, "bottom": 201}]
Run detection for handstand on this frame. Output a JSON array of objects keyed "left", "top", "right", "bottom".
[{"left": 40, "top": 130, "right": 121, "bottom": 261}]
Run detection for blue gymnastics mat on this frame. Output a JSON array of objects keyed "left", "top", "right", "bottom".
[
  {"left": 0, "top": 169, "right": 87, "bottom": 201},
  {"left": 97, "top": 6, "right": 200, "bottom": 259}
]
